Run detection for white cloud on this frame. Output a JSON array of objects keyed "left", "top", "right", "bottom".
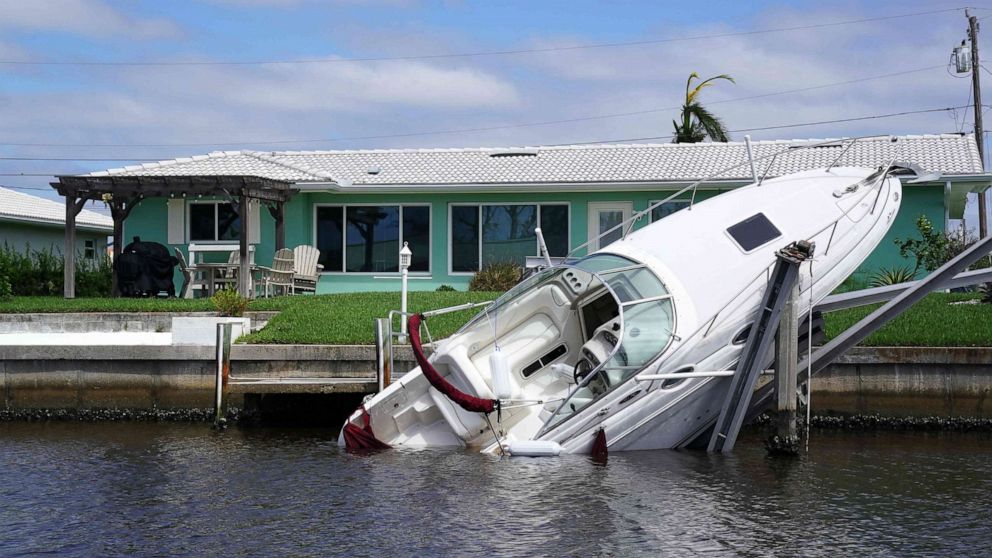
[{"left": 0, "top": 0, "right": 180, "bottom": 39}]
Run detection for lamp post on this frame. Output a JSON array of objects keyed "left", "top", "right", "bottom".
[{"left": 400, "top": 242, "right": 412, "bottom": 340}]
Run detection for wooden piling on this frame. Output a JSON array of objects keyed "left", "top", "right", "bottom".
[
  {"left": 214, "top": 323, "right": 233, "bottom": 428},
  {"left": 768, "top": 282, "right": 801, "bottom": 455}
]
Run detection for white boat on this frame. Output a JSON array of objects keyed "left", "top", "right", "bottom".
[{"left": 341, "top": 162, "right": 905, "bottom": 454}]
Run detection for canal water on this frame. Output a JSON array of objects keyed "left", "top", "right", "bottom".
[{"left": 0, "top": 423, "right": 989, "bottom": 557}]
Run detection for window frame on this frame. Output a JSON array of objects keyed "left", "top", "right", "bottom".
[
  {"left": 447, "top": 201, "right": 571, "bottom": 275},
  {"left": 312, "top": 202, "right": 432, "bottom": 275},
  {"left": 648, "top": 197, "right": 691, "bottom": 223},
  {"left": 83, "top": 239, "right": 96, "bottom": 260},
  {"left": 186, "top": 200, "right": 241, "bottom": 244}
]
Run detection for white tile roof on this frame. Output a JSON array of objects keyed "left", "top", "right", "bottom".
[
  {"left": 84, "top": 134, "right": 985, "bottom": 186},
  {"left": 0, "top": 186, "right": 113, "bottom": 231}
]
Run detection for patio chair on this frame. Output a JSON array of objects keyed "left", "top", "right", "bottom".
[
  {"left": 211, "top": 250, "right": 241, "bottom": 292},
  {"left": 256, "top": 248, "right": 295, "bottom": 297},
  {"left": 174, "top": 248, "right": 196, "bottom": 299},
  {"left": 292, "top": 245, "right": 323, "bottom": 294}
]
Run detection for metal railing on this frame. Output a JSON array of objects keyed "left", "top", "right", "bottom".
[{"left": 373, "top": 301, "right": 494, "bottom": 390}]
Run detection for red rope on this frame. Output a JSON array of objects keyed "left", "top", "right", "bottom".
[{"left": 408, "top": 313, "right": 496, "bottom": 414}]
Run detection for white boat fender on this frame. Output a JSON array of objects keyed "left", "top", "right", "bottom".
[
  {"left": 506, "top": 440, "right": 562, "bottom": 457},
  {"left": 490, "top": 349, "right": 515, "bottom": 399}
]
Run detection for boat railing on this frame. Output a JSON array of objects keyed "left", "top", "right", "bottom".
[
  {"left": 567, "top": 134, "right": 894, "bottom": 259},
  {"left": 374, "top": 301, "right": 494, "bottom": 390}
]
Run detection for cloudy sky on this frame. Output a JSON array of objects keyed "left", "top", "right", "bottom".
[{"left": 0, "top": 0, "right": 989, "bottom": 226}]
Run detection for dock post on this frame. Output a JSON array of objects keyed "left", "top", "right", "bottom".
[
  {"left": 375, "top": 318, "right": 391, "bottom": 391},
  {"left": 768, "top": 282, "right": 801, "bottom": 455},
  {"left": 214, "top": 323, "right": 233, "bottom": 428}
]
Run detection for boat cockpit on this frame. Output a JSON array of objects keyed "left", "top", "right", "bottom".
[{"left": 449, "top": 253, "right": 677, "bottom": 435}]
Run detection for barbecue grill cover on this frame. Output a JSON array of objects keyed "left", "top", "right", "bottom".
[{"left": 117, "top": 237, "right": 179, "bottom": 297}]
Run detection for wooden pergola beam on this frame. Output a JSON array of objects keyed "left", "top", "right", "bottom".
[{"left": 51, "top": 174, "right": 297, "bottom": 299}]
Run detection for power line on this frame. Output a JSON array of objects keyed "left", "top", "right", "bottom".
[
  {"left": 0, "top": 64, "right": 948, "bottom": 151},
  {"left": 0, "top": 8, "right": 964, "bottom": 67},
  {"left": 2, "top": 105, "right": 980, "bottom": 175}
]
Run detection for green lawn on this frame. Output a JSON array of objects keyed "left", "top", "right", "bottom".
[
  {"left": 3, "top": 291, "right": 989, "bottom": 347},
  {"left": 239, "top": 291, "right": 500, "bottom": 344},
  {"left": 823, "top": 292, "right": 992, "bottom": 347}
]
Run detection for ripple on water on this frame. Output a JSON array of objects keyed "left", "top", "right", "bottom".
[{"left": 0, "top": 424, "right": 990, "bottom": 557}]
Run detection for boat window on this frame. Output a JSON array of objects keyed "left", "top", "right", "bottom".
[
  {"left": 727, "top": 213, "right": 781, "bottom": 252},
  {"left": 574, "top": 254, "right": 636, "bottom": 273},
  {"left": 600, "top": 265, "right": 667, "bottom": 303}
]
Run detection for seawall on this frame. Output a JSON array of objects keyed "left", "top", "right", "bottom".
[{"left": 0, "top": 345, "right": 989, "bottom": 419}]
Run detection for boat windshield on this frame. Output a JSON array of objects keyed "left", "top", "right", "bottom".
[{"left": 540, "top": 254, "right": 676, "bottom": 434}]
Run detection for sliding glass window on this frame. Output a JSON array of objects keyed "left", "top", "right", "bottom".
[
  {"left": 315, "top": 204, "right": 430, "bottom": 273},
  {"left": 449, "top": 203, "right": 569, "bottom": 272}
]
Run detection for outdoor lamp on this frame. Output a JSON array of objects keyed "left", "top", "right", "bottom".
[{"left": 400, "top": 242, "right": 412, "bottom": 339}]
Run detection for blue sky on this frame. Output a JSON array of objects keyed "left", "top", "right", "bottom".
[{"left": 0, "top": 0, "right": 989, "bottom": 228}]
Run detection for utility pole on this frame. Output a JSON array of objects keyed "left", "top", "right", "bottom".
[{"left": 967, "top": 9, "right": 987, "bottom": 238}]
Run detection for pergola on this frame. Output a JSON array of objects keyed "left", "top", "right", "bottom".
[{"left": 52, "top": 174, "right": 297, "bottom": 298}]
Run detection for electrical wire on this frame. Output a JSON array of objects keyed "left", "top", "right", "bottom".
[
  {"left": 0, "top": 105, "right": 983, "bottom": 175},
  {"left": 0, "top": 64, "right": 951, "bottom": 150},
  {"left": 0, "top": 8, "right": 965, "bottom": 67}
]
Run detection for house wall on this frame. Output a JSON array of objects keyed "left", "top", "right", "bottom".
[
  {"left": 124, "top": 184, "right": 945, "bottom": 295},
  {"left": 0, "top": 220, "right": 109, "bottom": 262}
]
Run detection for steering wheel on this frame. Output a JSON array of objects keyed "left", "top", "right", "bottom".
[{"left": 573, "top": 359, "right": 593, "bottom": 384}]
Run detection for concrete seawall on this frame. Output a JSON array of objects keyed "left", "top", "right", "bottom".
[
  {"left": 0, "top": 344, "right": 415, "bottom": 411},
  {"left": 0, "top": 345, "right": 989, "bottom": 418},
  {"left": 0, "top": 311, "right": 279, "bottom": 334}
]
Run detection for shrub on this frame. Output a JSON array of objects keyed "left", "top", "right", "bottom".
[
  {"left": 0, "top": 275, "right": 11, "bottom": 301},
  {"left": 0, "top": 243, "right": 112, "bottom": 297},
  {"left": 211, "top": 288, "right": 249, "bottom": 317},
  {"left": 869, "top": 266, "right": 916, "bottom": 287},
  {"left": 435, "top": 284, "right": 456, "bottom": 292},
  {"left": 980, "top": 283, "right": 992, "bottom": 304},
  {"left": 894, "top": 215, "right": 945, "bottom": 276},
  {"left": 469, "top": 261, "right": 522, "bottom": 292}
]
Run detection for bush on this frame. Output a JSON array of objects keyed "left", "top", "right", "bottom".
[
  {"left": 469, "top": 261, "right": 522, "bottom": 292},
  {"left": 435, "top": 284, "right": 456, "bottom": 292},
  {"left": 869, "top": 266, "right": 916, "bottom": 287},
  {"left": 0, "top": 275, "right": 11, "bottom": 301},
  {"left": 0, "top": 243, "right": 112, "bottom": 297},
  {"left": 980, "top": 283, "right": 992, "bottom": 304},
  {"left": 211, "top": 288, "right": 249, "bottom": 317}
]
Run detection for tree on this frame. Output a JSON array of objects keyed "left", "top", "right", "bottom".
[{"left": 672, "top": 72, "right": 735, "bottom": 143}]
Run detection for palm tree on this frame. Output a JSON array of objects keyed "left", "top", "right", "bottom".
[{"left": 672, "top": 72, "right": 735, "bottom": 143}]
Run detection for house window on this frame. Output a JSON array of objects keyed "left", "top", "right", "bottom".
[
  {"left": 315, "top": 204, "right": 430, "bottom": 273},
  {"left": 450, "top": 203, "right": 569, "bottom": 273},
  {"left": 189, "top": 202, "right": 240, "bottom": 242},
  {"left": 83, "top": 239, "right": 96, "bottom": 259},
  {"left": 650, "top": 198, "right": 690, "bottom": 222}
]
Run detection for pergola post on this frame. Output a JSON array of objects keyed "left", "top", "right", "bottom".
[
  {"left": 238, "top": 193, "right": 251, "bottom": 297},
  {"left": 63, "top": 195, "right": 87, "bottom": 299},
  {"left": 268, "top": 201, "right": 286, "bottom": 250},
  {"left": 109, "top": 197, "right": 139, "bottom": 297}
]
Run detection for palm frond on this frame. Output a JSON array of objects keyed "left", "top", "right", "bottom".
[{"left": 686, "top": 103, "right": 730, "bottom": 142}]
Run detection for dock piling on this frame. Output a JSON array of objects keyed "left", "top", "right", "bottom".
[
  {"left": 214, "top": 323, "right": 233, "bottom": 428},
  {"left": 768, "top": 282, "right": 801, "bottom": 456}
]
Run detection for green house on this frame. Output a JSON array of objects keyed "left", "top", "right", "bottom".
[
  {"left": 76, "top": 134, "right": 989, "bottom": 294},
  {"left": 0, "top": 186, "right": 111, "bottom": 260}
]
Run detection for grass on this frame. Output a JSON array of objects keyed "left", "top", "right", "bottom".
[
  {"left": 0, "top": 296, "right": 296, "bottom": 314},
  {"left": 239, "top": 291, "right": 500, "bottom": 344},
  {"left": 823, "top": 292, "right": 992, "bottom": 347},
  {"left": 3, "top": 291, "right": 989, "bottom": 347}
]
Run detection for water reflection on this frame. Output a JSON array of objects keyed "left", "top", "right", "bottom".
[{"left": 0, "top": 424, "right": 989, "bottom": 557}]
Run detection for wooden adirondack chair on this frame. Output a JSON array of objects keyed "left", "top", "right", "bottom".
[
  {"left": 174, "top": 248, "right": 197, "bottom": 299},
  {"left": 292, "top": 245, "right": 322, "bottom": 294},
  {"left": 255, "top": 248, "right": 295, "bottom": 297}
]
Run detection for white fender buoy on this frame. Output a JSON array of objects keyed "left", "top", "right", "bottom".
[
  {"left": 489, "top": 349, "right": 515, "bottom": 399},
  {"left": 507, "top": 440, "right": 562, "bottom": 457}
]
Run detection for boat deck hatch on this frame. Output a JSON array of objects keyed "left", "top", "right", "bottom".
[{"left": 727, "top": 212, "right": 782, "bottom": 252}]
